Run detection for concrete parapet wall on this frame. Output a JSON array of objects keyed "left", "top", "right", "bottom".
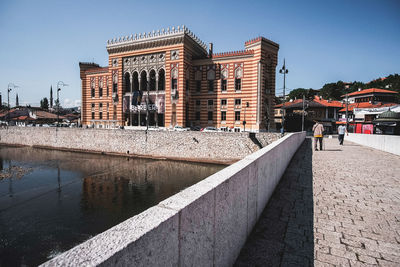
[
  {"left": 41, "top": 132, "right": 306, "bottom": 267},
  {"left": 346, "top": 133, "right": 400, "bottom": 156},
  {"left": 0, "top": 127, "right": 279, "bottom": 163}
]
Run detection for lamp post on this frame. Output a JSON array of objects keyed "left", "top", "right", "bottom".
[
  {"left": 279, "top": 59, "right": 288, "bottom": 132},
  {"left": 56, "top": 81, "right": 68, "bottom": 126},
  {"left": 7, "top": 83, "right": 19, "bottom": 125},
  {"left": 243, "top": 102, "right": 249, "bottom": 132}
]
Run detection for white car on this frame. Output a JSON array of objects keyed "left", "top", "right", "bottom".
[
  {"left": 173, "top": 125, "right": 189, "bottom": 131},
  {"left": 201, "top": 127, "right": 219, "bottom": 132}
]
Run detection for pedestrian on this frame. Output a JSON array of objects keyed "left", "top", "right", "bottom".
[
  {"left": 312, "top": 120, "right": 324, "bottom": 151},
  {"left": 280, "top": 126, "right": 285, "bottom": 137},
  {"left": 337, "top": 124, "right": 348, "bottom": 145}
]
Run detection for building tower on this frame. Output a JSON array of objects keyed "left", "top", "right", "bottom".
[{"left": 50, "top": 85, "right": 53, "bottom": 109}]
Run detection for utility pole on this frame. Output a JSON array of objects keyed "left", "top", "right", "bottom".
[
  {"left": 279, "top": 59, "right": 288, "bottom": 132},
  {"left": 302, "top": 94, "right": 305, "bottom": 132},
  {"left": 56, "top": 81, "right": 68, "bottom": 126},
  {"left": 345, "top": 93, "right": 349, "bottom": 129},
  {"left": 7, "top": 83, "right": 19, "bottom": 125}
]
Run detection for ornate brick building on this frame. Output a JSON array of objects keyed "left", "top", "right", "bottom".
[{"left": 80, "top": 26, "right": 279, "bottom": 131}]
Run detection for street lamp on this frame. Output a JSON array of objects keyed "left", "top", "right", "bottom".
[
  {"left": 56, "top": 81, "right": 68, "bottom": 126},
  {"left": 279, "top": 59, "right": 288, "bottom": 132},
  {"left": 7, "top": 83, "right": 19, "bottom": 125},
  {"left": 243, "top": 102, "right": 249, "bottom": 132}
]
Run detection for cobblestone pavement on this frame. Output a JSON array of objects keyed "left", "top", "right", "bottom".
[{"left": 235, "top": 137, "right": 400, "bottom": 266}]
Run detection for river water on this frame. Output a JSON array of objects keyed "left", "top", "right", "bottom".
[{"left": 0, "top": 145, "right": 225, "bottom": 266}]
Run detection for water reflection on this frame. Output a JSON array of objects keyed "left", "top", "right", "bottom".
[{"left": 0, "top": 146, "right": 224, "bottom": 266}]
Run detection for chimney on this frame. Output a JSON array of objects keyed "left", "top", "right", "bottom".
[{"left": 209, "top": 43, "right": 213, "bottom": 56}]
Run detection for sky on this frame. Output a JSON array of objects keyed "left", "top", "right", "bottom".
[{"left": 0, "top": 0, "right": 399, "bottom": 107}]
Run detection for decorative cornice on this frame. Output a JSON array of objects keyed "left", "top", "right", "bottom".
[
  {"left": 212, "top": 50, "right": 254, "bottom": 58},
  {"left": 245, "top": 36, "right": 279, "bottom": 48},
  {"left": 106, "top": 25, "right": 207, "bottom": 54},
  {"left": 86, "top": 67, "right": 109, "bottom": 74}
]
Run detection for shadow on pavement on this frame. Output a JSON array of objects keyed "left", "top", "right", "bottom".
[{"left": 234, "top": 138, "right": 314, "bottom": 266}]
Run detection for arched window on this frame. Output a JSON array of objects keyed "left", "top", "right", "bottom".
[
  {"left": 221, "top": 68, "right": 228, "bottom": 92},
  {"left": 124, "top": 73, "right": 130, "bottom": 93},
  {"left": 99, "top": 77, "right": 103, "bottom": 97},
  {"left": 149, "top": 69, "right": 156, "bottom": 91},
  {"left": 207, "top": 68, "right": 215, "bottom": 92},
  {"left": 140, "top": 70, "right": 147, "bottom": 91},
  {"left": 112, "top": 73, "right": 118, "bottom": 93},
  {"left": 132, "top": 72, "right": 139, "bottom": 91},
  {"left": 91, "top": 78, "right": 95, "bottom": 98},
  {"left": 235, "top": 67, "right": 243, "bottom": 91},
  {"left": 158, "top": 69, "right": 165, "bottom": 91}
]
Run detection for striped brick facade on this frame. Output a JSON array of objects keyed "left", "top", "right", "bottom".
[{"left": 80, "top": 27, "right": 279, "bottom": 132}]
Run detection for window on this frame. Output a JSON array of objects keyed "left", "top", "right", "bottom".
[
  {"left": 235, "top": 78, "right": 241, "bottom": 91},
  {"left": 99, "top": 112, "right": 103, "bottom": 119},
  {"left": 208, "top": 111, "right": 213, "bottom": 121},
  {"left": 235, "top": 99, "right": 241, "bottom": 106},
  {"left": 208, "top": 99, "right": 214, "bottom": 106},
  {"left": 196, "top": 100, "right": 201, "bottom": 106},
  {"left": 172, "top": 79, "right": 178, "bottom": 90},
  {"left": 107, "top": 86, "right": 109, "bottom": 97},
  {"left": 195, "top": 111, "right": 200, "bottom": 120},
  {"left": 221, "top": 79, "right": 227, "bottom": 91},
  {"left": 99, "top": 78, "right": 103, "bottom": 97},
  {"left": 208, "top": 80, "right": 214, "bottom": 92},
  {"left": 91, "top": 112, "right": 95, "bottom": 120},
  {"left": 196, "top": 81, "right": 201, "bottom": 92},
  {"left": 91, "top": 88, "right": 95, "bottom": 98},
  {"left": 113, "top": 83, "right": 117, "bottom": 93},
  {"left": 158, "top": 69, "right": 165, "bottom": 91},
  {"left": 221, "top": 111, "right": 226, "bottom": 121},
  {"left": 235, "top": 111, "right": 241, "bottom": 121},
  {"left": 221, "top": 99, "right": 227, "bottom": 106},
  {"left": 186, "top": 79, "right": 189, "bottom": 92},
  {"left": 99, "top": 103, "right": 103, "bottom": 111},
  {"left": 107, "top": 112, "right": 109, "bottom": 120}
]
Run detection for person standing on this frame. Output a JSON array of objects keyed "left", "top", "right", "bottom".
[
  {"left": 337, "top": 124, "right": 348, "bottom": 145},
  {"left": 312, "top": 120, "right": 324, "bottom": 151}
]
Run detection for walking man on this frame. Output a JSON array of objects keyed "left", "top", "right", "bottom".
[
  {"left": 337, "top": 124, "right": 348, "bottom": 145},
  {"left": 312, "top": 120, "right": 324, "bottom": 151}
]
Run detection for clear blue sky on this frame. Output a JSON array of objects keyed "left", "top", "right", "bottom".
[{"left": 1, "top": 0, "right": 399, "bottom": 107}]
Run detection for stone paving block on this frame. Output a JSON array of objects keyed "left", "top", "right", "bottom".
[{"left": 236, "top": 138, "right": 400, "bottom": 266}]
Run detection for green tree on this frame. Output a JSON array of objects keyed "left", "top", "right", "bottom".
[
  {"left": 288, "top": 88, "right": 318, "bottom": 100},
  {"left": 320, "top": 81, "right": 346, "bottom": 100},
  {"left": 40, "top": 97, "right": 49, "bottom": 110}
]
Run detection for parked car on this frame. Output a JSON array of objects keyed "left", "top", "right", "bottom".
[
  {"left": 190, "top": 126, "right": 202, "bottom": 131},
  {"left": 201, "top": 127, "right": 219, "bottom": 132},
  {"left": 173, "top": 125, "right": 189, "bottom": 131}
]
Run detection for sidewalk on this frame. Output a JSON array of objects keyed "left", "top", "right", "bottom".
[{"left": 235, "top": 137, "right": 400, "bottom": 266}]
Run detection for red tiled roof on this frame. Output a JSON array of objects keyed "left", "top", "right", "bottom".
[
  {"left": 212, "top": 50, "right": 254, "bottom": 58},
  {"left": 338, "top": 102, "right": 398, "bottom": 112},
  {"left": 86, "top": 67, "right": 109, "bottom": 74},
  {"left": 344, "top": 88, "right": 398, "bottom": 97},
  {"left": 274, "top": 99, "right": 303, "bottom": 108},
  {"left": 313, "top": 96, "right": 343, "bottom": 107},
  {"left": 274, "top": 96, "right": 343, "bottom": 108},
  {"left": 12, "top": 116, "right": 35, "bottom": 121}
]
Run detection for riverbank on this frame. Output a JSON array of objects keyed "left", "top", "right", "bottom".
[{"left": 0, "top": 128, "right": 280, "bottom": 164}]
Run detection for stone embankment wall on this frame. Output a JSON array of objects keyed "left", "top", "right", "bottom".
[
  {"left": 0, "top": 127, "right": 279, "bottom": 163},
  {"left": 346, "top": 133, "right": 400, "bottom": 156},
  {"left": 41, "top": 132, "right": 306, "bottom": 267}
]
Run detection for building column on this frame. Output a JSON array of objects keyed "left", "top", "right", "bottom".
[
  {"left": 130, "top": 73, "right": 133, "bottom": 126},
  {"left": 138, "top": 76, "right": 141, "bottom": 126},
  {"left": 155, "top": 74, "right": 159, "bottom": 127}
]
